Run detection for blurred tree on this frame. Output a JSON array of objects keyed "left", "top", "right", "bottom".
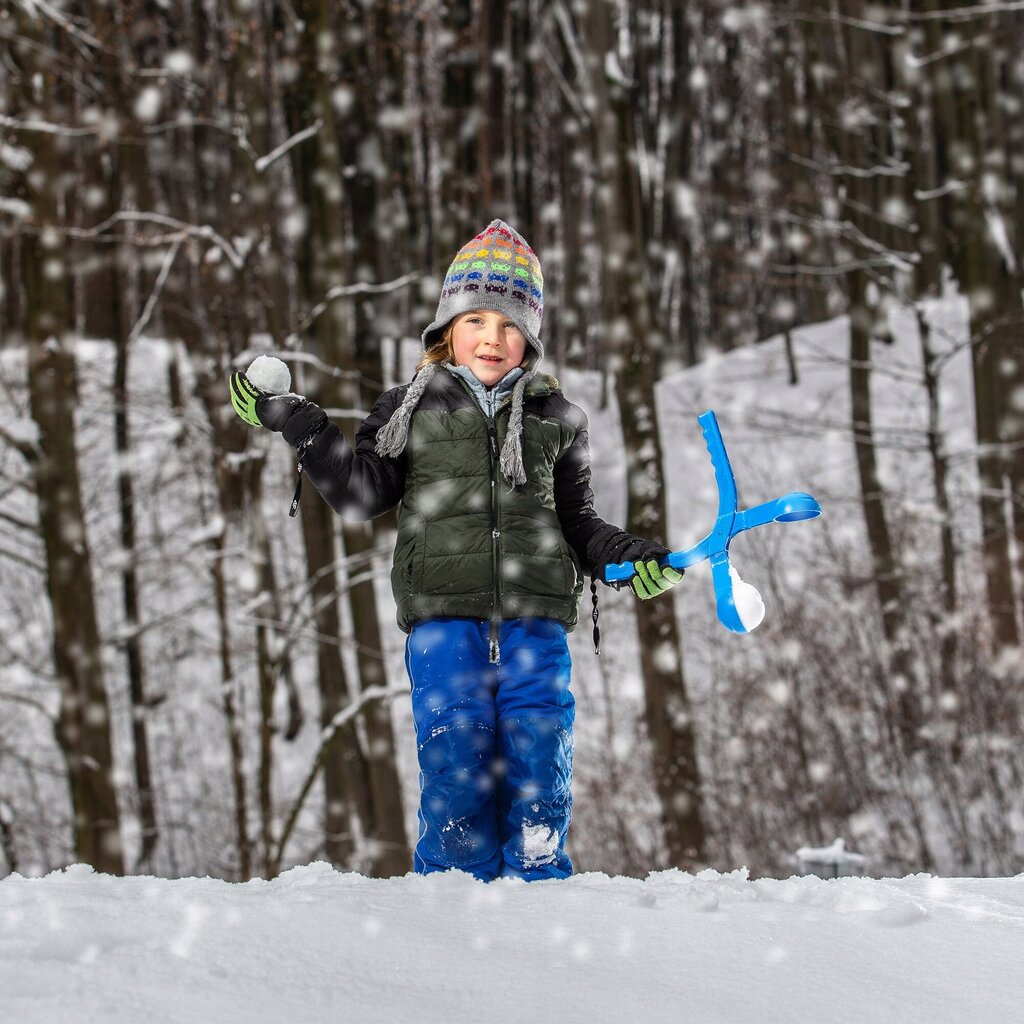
[
  {"left": 281, "top": 0, "right": 409, "bottom": 876},
  {"left": 803, "top": 0, "right": 922, "bottom": 752},
  {"left": 578, "top": 0, "right": 706, "bottom": 868},
  {"left": 88, "top": 0, "right": 162, "bottom": 870},
  {"left": 919, "top": 0, "right": 1023, "bottom": 652},
  {"left": 9, "top": 3, "right": 125, "bottom": 875}
]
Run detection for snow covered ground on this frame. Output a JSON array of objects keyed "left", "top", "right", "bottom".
[{"left": 3, "top": 863, "right": 1023, "bottom": 1024}]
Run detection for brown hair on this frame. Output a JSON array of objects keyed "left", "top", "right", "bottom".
[{"left": 415, "top": 320, "right": 456, "bottom": 371}]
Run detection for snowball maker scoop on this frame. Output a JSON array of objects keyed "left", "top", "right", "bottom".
[{"left": 604, "top": 410, "right": 822, "bottom": 633}]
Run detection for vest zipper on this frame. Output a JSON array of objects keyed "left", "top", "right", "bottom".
[{"left": 486, "top": 389, "right": 502, "bottom": 665}]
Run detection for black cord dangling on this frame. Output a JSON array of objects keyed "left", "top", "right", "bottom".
[
  {"left": 289, "top": 421, "right": 326, "bottom": 519},
  {"left": 591, "top": 575, "right": 601, "bottom": 656},
  {"left": 289, "top": 461, "right": 304, "bottom": 517}
]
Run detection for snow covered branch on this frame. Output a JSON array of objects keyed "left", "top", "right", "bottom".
[
  {"left": 0, "top": 113, "right": 98, "bottom": 138},
  {"left": 0, "top": 687, "right": 54, "bottom": 720},
  {"left": 906, "top": 1, "right": 1024, "bottom": 22},
  {"left": 296, "top": 270, "right": 423, "bottom": 334},
  {"left": 15, "top": 0, "right": 106, "bottom": 50},
  {"left": 252, "top": 120, "right": 322, "bottom": 173},
  {"left": 71, "top": 212, "right": 245, "bottom": 270},
  {"left": 0, "top": 507, "right": 39, "bottom": 534},
  {"left": 793, "top": 10, "right": 905, "bottom": 37},
  {"left": 127, "top": 239, "right": 181, "bottom": 346},
  {"left": 0, "top": 424, "right": 41, "bottom": 463},
  {"left": 0, "top": 544, "right": 45, "bottom": 574}
]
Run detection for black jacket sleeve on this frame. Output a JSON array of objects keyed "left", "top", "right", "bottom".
[
  {"left": 553, "top": 405, "right": 671, "bottom": 583},
  {"left": 282, "top": 387, "right": 407, "bottom": 521}
]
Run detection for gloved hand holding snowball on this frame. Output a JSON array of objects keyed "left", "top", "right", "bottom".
[{"left": 229, "top": 355, "right": 312, "bottom": 433}]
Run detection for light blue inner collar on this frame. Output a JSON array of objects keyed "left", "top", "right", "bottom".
[{"left": 445, "top": 363, "right": 524, "bottom": 414}]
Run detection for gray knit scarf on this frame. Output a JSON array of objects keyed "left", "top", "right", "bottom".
[{"left": 374, "top": 364, "right": 537, "bottom": 486}]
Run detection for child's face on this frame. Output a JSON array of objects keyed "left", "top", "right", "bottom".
[{"left": 450, "top": 309, "right": 527, "bottom": 387}]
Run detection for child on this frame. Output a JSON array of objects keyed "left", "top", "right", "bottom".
[{"left": 230, "top": 219, "right": 682, "bottom": 881}]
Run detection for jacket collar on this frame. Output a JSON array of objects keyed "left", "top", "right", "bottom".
[
  {"left": 445, "top": 363, "right": 524, "bottom": 411},
  {"left": 443, "top": 363, "right": 559, "bottom": 410}
]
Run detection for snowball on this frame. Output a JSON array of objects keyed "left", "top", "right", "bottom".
[
  {"left": 246, "top": 354, "right": 292, "bottom": 395},
  {"left": 728, "top": 565, "right": 765, "bottom": 632}
]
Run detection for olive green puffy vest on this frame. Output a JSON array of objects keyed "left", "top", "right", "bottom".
[{"left": 391, "top": 373, "right": 585, "bottom": 631}]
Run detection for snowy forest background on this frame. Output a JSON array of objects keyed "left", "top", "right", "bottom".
[{"left": 0, "top": 0, "right": 1021, "bottom": 884}]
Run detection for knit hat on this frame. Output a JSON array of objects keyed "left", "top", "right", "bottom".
[
  {"left": 420, "top": 219, "right": 545, "bottom": 364},
  {"left": 375, "top": 219, "right": 546, "bottom": 486}
]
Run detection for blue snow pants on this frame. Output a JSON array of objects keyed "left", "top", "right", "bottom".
[{"left": 405, "top": 617, "right": 575, "bottom": 882}]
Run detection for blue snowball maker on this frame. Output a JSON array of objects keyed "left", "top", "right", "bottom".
[{"left": 605, "top": 410, "right": 822, "bottom": 634}]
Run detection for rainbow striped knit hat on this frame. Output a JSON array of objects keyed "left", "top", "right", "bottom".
[{"left": 421, "top": 218, "right": 545, "bottom": 365}]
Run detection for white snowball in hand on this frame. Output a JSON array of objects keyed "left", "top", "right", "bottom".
[
  {"left": 246, "top": 354, "right": 292, "bottom": 395},
  {"left": 729, "top": 565, "right": 766, "bottom": 632}
]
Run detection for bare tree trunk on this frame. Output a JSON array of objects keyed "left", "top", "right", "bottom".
[
  {"left": 113, "top": 330, "right": 161, "bottom": 867},
  {"left": 921, "top": 0, "right": 1024, "bottom": 650},
  {"left": 580, "top": 0, "right": 706, "bottom": 867},
  {"left": 192, "top": 359, "right": 258, "bottom": 882},
  {"left": 848, "top": 268, "right": 920, "bottom": 748},
  {"left": 898, "top": 25, "right": 962, "bottom": 736},
  {"left": 0, "top": 799, "right": 17, "bottom": 874},
  {"left": 208, "top": 519, "right": 253, "bottom": 881},
  {"left": 918, "top": 312, "right": 961, "bottom": 724},
  {"left": 340, "top": 0, "right": 414, "bottom": 877},
  {"left": 803, "top": 0, "right": 920, "bottom": 749},
  {"left": 11, "top": 6, "right": 125, "bottom": 874},
  {"left": 282, "top": 0, "right": 409, "bottom": 875},
  {"left": 68, "top": 4, "right": 165, "bottom": 876},
  {"left": 297, "top": 497, "right": 370, "bottom": 869}
]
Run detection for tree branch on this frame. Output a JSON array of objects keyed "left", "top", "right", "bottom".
[
  {"left": 70, "top": 211, "right": 244, "bottom": 269},
  {"left": 0, "top": 424, "right": 40, "bottom": 463},
  {"left": 252, "top": 119, "right": 322, "bottom": 173},
  {"left": 296, "top": 270, "right": 423, "bottom": 334},
  {"left": 128, "top": 238, "right": 181, "bottom": 345},
  {"left": 272, "top": 685, "right": 406, "bottom": 869},
  {"left": 0, "top": 507, "right": 39, "bottom": 533},
  {"left": 0, "top": 112, "right": 97, "bottom": 137}
]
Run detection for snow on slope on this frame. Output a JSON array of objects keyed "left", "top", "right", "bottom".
[{"left": 2, "top": 864, "right": 1023, "bottom": 1024}]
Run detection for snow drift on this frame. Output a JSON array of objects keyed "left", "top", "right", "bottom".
[{"left": 2, "top": 863, "right": 1023, "bottom": 1024}]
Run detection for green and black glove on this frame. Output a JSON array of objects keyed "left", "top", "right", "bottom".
[
  {"left": 630, "top": 559, "right": 683, "bottom": 600},
  {"left": 229, "top": 371, "right": 309, "bottom": 433}
]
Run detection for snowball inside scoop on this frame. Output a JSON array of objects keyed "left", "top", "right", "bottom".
[
  {"left": 245, "top": 354, "right": 292, "bottom": 395},
  {"left": 728, "top": 565, "right": 766, "bottom": 631}
]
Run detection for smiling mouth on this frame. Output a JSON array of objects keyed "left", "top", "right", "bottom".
[{"left": 477, "top": 355, "right": 503, "bottom": 363}]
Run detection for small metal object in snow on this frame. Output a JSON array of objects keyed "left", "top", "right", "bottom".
[
  {"left": 795, "top": 837, "right": 867, "bottom": 879},
  {"left": 604, "top": 410, "right": 822, "bottom": 634}
]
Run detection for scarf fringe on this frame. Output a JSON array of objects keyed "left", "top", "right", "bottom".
[
  {"left": 376, "top": 364, "right": 535, "bottom": 488},
  {"left": 374, "top": 364, "right": 437, "bottom": 458},
  {"left": 498, "top": 370, "right": 535, "bottom": 486}
]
